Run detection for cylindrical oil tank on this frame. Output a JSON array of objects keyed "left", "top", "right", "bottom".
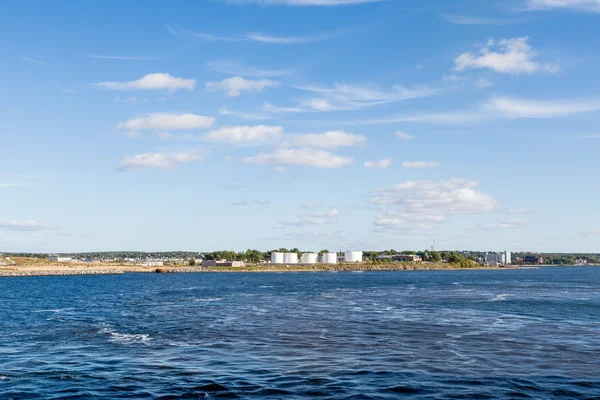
[
  {"left": 345, "top": 251, "right": 363, "bottom": 263},
  {"left": 283, "top": 253, "right": 298, "bottom": 264},
  {"left": 322, "top": 253, "right": 338, "bottom": 264},
  {"left": 301, "top": 253, "right": 318, "bottom": 264},
  {"left": 271, "top": 252, "right": 284, "bottom": 264}
]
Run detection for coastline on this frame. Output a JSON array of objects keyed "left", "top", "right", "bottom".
[{"left": 0, "top": 263, "right": 512, "bottom": 277}]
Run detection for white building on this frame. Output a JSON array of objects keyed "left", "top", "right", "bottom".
[
  {"left": 283, "top": 253, "right": 298, "bottom": 264},
  {"left": 485, "top": 251, "right": 511, "bottom": 266},
  {"left": 301, "top": 253, "right": 318, "bottom": 264},
  {"left": 271, "top": 252, "right": 284, "bottom": 264},
  {"left": 141, "top": 261, "right": 164, "bottom": 267},
  {"left": 49, "top": 255, "right": 73, "bottom": 262},
  {"left": 345, "top": 251, "right": 363, "bottom": 263},
  {"left": 322, "top": 253, "right": 338, "bottom": 264}
]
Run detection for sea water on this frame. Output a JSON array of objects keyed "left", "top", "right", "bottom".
[{"left": 1, "top": 267, "right": 599, "bottom": 398}]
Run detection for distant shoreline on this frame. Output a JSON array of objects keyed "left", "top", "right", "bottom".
[
  {"left": 1, "top": 263, "right": 509, "bottom": 277},
  {"left": 2, "top": 263, "right": 597, "bottom": 278}
]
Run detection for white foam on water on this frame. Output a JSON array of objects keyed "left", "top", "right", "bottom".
[
  {"left": 194, "top": 297, "right": 223, "bottom": 302},
  {"left": 33, "top": 308, "right": 74, "bottom": 313},
  {"left": 491, "top": 294, "right": 514, "bottom": 302},
  {"left": 99, "top": 325, "right": 151, "bottom": 344}
]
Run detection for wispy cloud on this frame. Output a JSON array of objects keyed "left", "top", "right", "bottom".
[
  {"left": 88, "top": 54, "right": 163, "bottom": 61},
  {"left": 396, "top": 131, "right": 415, "bottom": 140},
  {"left": 277, "top": 208, "right": 339, "bottom": 229},
  {"left": 242, "top": 31, "right": 340, "bottom": 44},
  {"left": 206, "top": 60, "right": 293, "bottom": 78},
  {"left": 0, "top": 220, "right": 50, "bottom": 231},
  {"left": 117, "top": 113, "right": 215, "bottom": 131},
  {"left": 364, "top": 158, "right": 392, "bottom": 169},
  {"left": 524, "top": 0, "right": 600, "bottom": 12},
  {"left": 57, "top": 85, "right": 81, "bottom": 94},
  {"left": 442, "top": 14, "right": 527, "bottom": 25},
  {"left": 479, "top": 218, "right": 532, "bottom": 230},
  {"left": 94, "top": 73, "right": 196, "bottom": 92},
  {"left": 243, "top": 148, "right": 353, "bottom": 168},
  {"left": 118, "top": 150, "right": 204, "bottom": 171},
  {"left": 475, "top": 78, "right": 494, "bottom": 89},
  {"left": 206, "top": 76, "right": 279, "bottom": 96},
  {"left": 21, "top": 55, "right": 58, "bottom": 68},
  {"left": 218, "top": 107, "right": 271, "bottom": 121},
  {"left": 266, "top": 82, "right": 440, "bottom": 112},
  {"left": 232, "top": 200, "right": 271, "bottom": 207},
  {"left": 183, "top": 28, "right": 340, "bottom": 44},
  {"left": 401, "top": 161, "right": 440, "bottom": 168},
  {"left": 454, "top": 37, "right": 558, "bottom": 74},
  {"left": 484, "top": 96, "right": 600, "bottom": 118},
  {"left": 227, "top": 0, "right": 382, "bottom": 6}
]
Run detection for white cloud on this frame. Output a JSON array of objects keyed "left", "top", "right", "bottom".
[
  {"left": 152, "top": 131, "right": 173, "bottom": 140},
  {"left": 454, "top": 37, "right": 558, "bottom": 74},
  {"left": 206, "top": 76, "right": 279, "bottom": 96},
  {"left": 243, "top": 148, "right": 353, "bottom": 168},
  {"left": 364, "top": 158, "right": 392, "bottom": 169},
  {"left": 206, "top": 60, "right": 293, "bottom": 77},
  {"left": 202, "top": 125, "right": 284, "bottom": 144},
  {"left": 117, "top": 113, "right": 215, "bottom": 131},
  {"left": 396, "top": 131, "right": 415, "bottom": 140},
  {"left": 0, "top": 220, "right": 48, "bottom": 231},
  {"left": 94, "top": 73, "right": 196, "bottom": 92},
  {"left": 525, "top": 0, "right": 600, "bottom": 12},
  {"left": 118, "top": 150, "right": 204, "bottom": 171},
  {"left": 475, "top": 78, "right": 494, "bottom": 89},
  {"left": 229, "top": 0, "right": 381, "bottom": 5},
  {"left": 268, "top": 82, "right": 440, "bottom": 112},
  {"left": 291, "top": 131, "right": 366, "bottom": 148},
  {"left": 372, "top": 178, "right": 497, "bottom": 231},
  {"left": 273, "top": 166, "right": 286, "bottom": 174},
  {"left": 485, "top": 96, "right": 600, "bottom": 118},
  {"left": 401, "top": 161, "right": 440, "bottom": 168}
]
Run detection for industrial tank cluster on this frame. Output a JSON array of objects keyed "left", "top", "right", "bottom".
[{"left": 270, "top": 251, "right": 363, "bottom": 265}]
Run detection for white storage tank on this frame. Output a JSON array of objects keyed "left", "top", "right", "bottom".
[
  {"left": 271, "top": 252, "right": 284, "bottom": 264},
  {"left": 345, "top": 251, "right": 363, "bottom": 263},
  {"left": 322, "top": 253, "right": 338, "bottom": 264},
  {"left": 283, "top": 253, "right": 298, "bottom": 264},
  {"left": 301, "top": 253, "right": 318, "bottom": 264}
]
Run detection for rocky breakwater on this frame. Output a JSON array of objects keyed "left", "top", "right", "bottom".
[{"left": 0, "top": 267, "right": 125, "bottom": 277}]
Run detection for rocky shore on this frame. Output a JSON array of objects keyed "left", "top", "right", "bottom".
[{"left": 0, "top": 263, "right": 511, "bottom": 278}]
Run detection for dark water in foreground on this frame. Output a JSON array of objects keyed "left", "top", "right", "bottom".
[{"left": 1, "top": 268, "right": 600, "bottom": 399}]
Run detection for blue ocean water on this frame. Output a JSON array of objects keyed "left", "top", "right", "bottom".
[{"left": 1, "top": 267, "right": 600, "bottom": 399}]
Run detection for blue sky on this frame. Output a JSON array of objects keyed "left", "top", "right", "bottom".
[{"left": 1, "top": 0, "right": 599, "bottom": 253}]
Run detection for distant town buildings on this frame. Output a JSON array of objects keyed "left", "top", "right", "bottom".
[
  {"left": 141, "top": 261, "right": 164, "bottom": 267},
  {"left": 378, "top": 254, "right": 423, "bottom": 263},
  {"left": 485, "top": 251, "right": 511, "bottom": 266},
  {"left": 202, "top": 260, "right": 245, "bottom": 267},
  {"left": 49, "top": 255, "right": 73, "bottom": 262}
]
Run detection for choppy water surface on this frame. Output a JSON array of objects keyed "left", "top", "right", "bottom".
[{"left": 1, "top": 267, "right": 600, "bottom": 399}]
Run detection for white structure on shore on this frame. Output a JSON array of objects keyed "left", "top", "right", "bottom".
[
  {"left": 271, "top": 252, "right": 284, "bottom": 264},
  {"left": 345, "top": 251, "right": 363, "bottom": 263},
  {"left": 301, "top": 253, "right": 318, "bottom": 264},
  {"left": 283, "top": 253, "right": 298, "bottom": 264},
  {"left": 485, "top": 251, "right": 511, "bottom": 266},
  {"left": 322, "top": 253, "right": 338, "bottom": 264},
  {"left": 49, "top": 255, "right": 73, "bottom": 262}
]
